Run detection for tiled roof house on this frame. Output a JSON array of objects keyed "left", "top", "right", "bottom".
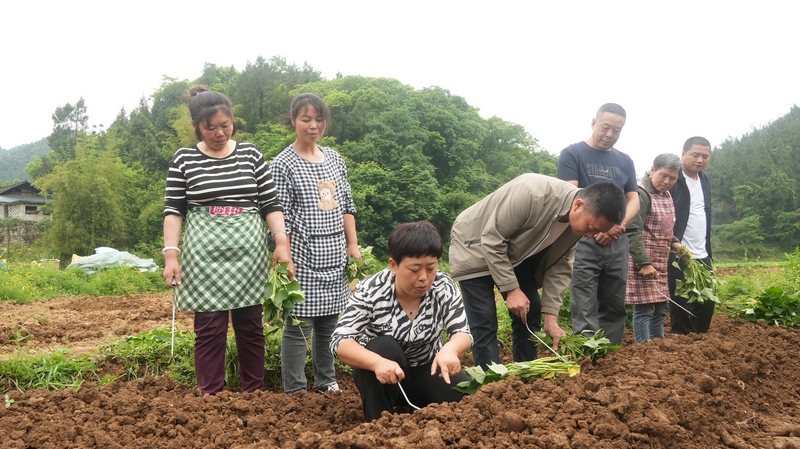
[{"left": 0, "top": 181, "right": 50, "bottom": 222}]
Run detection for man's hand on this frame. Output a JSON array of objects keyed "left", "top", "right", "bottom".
[
  {"left": 606, "top": 223, "right": 626, "bottom": 239},
  {"left": 505, "top": 288, "right": 530, "bottom": 324},
  {"left": 596, "top": 224, "right": 626, "bottom": 246},
  {"left": 594, "top": 232, "right": 614, "bottom": 246},
  {"left": 543, "top": 314, "right": 566, "bottom": 351}
]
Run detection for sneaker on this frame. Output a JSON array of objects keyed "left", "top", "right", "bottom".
[{"left": 314, "top": 382, "right": 340, "bottom": 393}]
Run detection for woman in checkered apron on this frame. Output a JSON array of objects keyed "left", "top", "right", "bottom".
[
  {"left": 163, "top": 86, "right": 294, "bottom": 395},
  {"left": 270, "top": 93, "right": 362, "bottom": 394},
  {"left": 625, "top": 153, "right": 685, "bottom": 342}
]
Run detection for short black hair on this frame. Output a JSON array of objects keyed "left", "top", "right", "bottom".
[
  {"left": 683, "top": 136, "right": 711, "bottom": 153},
  {"left": 388, "top": 221, "right": 443, "bottom": 264},
  {"left": 596, "top": 103, "right": 626, "bottom": 120},
  {"left": 576, "top": 182, "right": 626, "bottom": 225}
]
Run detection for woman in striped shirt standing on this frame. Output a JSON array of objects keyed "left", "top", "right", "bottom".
[
  {"left": 163, "top": 86, "right": 293, "bottom": 395},
  {"left": 270, "top": 93, "right": 361, "bottom": 394}
]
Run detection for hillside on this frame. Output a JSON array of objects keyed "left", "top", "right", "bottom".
[
  {"left": 707, "top": 105, "right": 800, "bottom": 255},
  {"left": 0, "top": 138, "right": 49, "bottom": 183}
]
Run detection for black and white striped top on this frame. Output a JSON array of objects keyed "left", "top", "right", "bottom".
[
  {"left": 163, "top": 142, "right": 283, "bottom": 219},
  {"left": 330, "top": 267, "right": 472, "bottom": 367}
]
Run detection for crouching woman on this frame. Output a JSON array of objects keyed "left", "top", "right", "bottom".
[{"left": 330, "top": 221, "right": 472, "bottom": 421}]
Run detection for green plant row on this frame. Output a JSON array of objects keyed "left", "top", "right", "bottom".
[
  {"left": 0, "top": 265, "right": 168, "bottom": 303},
  {"left": 728, "top": 287, "right": 800, "bottom": 327},
  {"left": 0, "top": 326, "right": 316, "bottom": 395}
]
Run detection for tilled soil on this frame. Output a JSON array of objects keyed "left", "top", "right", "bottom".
[{"left": 1, "top": 293, "right": 800, "bottom": 448}]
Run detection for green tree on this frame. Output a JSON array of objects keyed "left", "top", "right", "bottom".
[
  {"left": 34, "top": 136, "right": 128, "bottom": 260},
  {"left": 48, "top": 98, "right": 88, "bottom": 163},
  {"left": 233, "top": 56, "right": 322, "bottom": 133},
  {"left": 713, "top": 215, "right": 765, "bottom": 257},
  {"left": 195, "top": 63, "right": 239, "bottom": 93}
]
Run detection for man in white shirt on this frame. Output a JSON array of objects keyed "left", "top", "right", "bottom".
[{"left": 668, "top": 137, "right": 714, "bottom": 333}]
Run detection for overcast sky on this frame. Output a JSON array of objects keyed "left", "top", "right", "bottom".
[{"left": 2, "top": 1, "right": 798, "bottom": 175}]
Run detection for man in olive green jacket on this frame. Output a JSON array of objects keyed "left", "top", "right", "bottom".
[{"left": 450, "top": 174, "right": 625, "bottom": 367}]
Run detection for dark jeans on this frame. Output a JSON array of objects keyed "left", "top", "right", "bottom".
[
  {"left": 459, "top": 254, "right": 544, "bottom": 368},
  {"left": 194, "top": 304, "right": 265, "bottom": 394},
  {"left": 352, "top": 336, "right": 469, "bottom": 421},
  {"left": 569, "top": 235, "right": 629, "bottom": 345},
  {"left": 668, "top": 256, "right": 716, "bottom": 334}
]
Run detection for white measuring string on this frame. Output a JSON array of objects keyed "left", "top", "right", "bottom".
[
  {"left": 649, "top": 273, "right": 697, "bottom": 318},
  {"left": 525, "top": 322, "right": 569, "bottom": 363},
  {"left": 170, "top": 278, "right": 177, "bottom": 358},
  {"left": 397, "top": 382, "right": 421, "bottom": 410}
]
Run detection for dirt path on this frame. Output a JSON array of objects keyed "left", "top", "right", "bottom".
[{"left": 2, "top": 293, "right": 800, "bottom": 448}]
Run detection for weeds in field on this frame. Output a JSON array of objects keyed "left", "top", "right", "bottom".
[
  {"left": 784, "top": 249, "right": 800, "bottom": 293},
  {"left": 100, "top": 328, "right": 193, "bottom": 381},
  {"left": 0, "top": 350, "right": 100, "bottom": 392},
  {"left": 496, "top": 299, "right": 513, "bottom": 351},
  {"left": 98, "top": 326, "right": 313, "bottom": 392},
  {"left": 731, "top": 287, "right": 800, "bottom": 327},
  {"left": 0, "top": 265, "right": 168, "bottom": 303},
  {"left": 714, "top": 256, "right": 800, "bottom": 326}
]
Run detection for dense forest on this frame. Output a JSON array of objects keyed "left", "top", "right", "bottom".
[
  {"left": 706, "top": 106, "right": 800, "bottom": 258},
  {"left": 18, "top": 56, "right": 556, "bottom": 262},
  {"left": 7, "top": 56, "right": 800, "bottom": 262},
  {"left": 0, "top": 139, "right": 49, "bottom": 182}
]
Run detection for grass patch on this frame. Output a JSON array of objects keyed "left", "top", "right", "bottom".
[
  {"left": 1, "top": 325, "right": 320, "bottom": 394},
  {"left": 0, "top": 265, "right": 168, "bottom": 303},
  {"left": 0, "top": 351, "right": 100, "bottom": 392}
]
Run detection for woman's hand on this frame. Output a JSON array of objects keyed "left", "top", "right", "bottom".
[
  {"left": 639, "top": 264, "right": 658, "bottom": 280},
  {"left": 374, "top": 358, "right": 405, "bottom": 385},
  {"left": 163, "top": 256, "right": 181, "bottom": 287},
  {"left": 271, "top": 243, "right": 295, "bottom": 281},
  {"left": 347, "top": 243, "right": 362, "bottom": 261},
  {"left": 431, "top": 347, "right": 462, "bottom": 385}
]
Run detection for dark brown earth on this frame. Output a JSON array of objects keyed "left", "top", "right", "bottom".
[{"left": 1, "top": 293, "right": 800, "bottom": 448}]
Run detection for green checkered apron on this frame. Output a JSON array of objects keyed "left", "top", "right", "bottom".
[{"left": 175, "top": 207, "right": 269, "bottom": 312}]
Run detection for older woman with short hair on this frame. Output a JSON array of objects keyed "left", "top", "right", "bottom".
[{"left": 625, "top": 153, "right": 685, "bottom": 342}]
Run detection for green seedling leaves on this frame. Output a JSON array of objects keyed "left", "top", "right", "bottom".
[
  {"left": 263, "top": 262, "right": 306, "bottom": 328},
  {"left": 454, "top": 358, "right": 580, "bottom": 395},
  {"left": 347, "top": 246, "right": 379, "bottom": 283},
  {"left": 673, "top": 258, "right": 721, "bottom": 304},
  {"left": 737, "top": 287, "right": 800, "bottom": 327},
  {"left": 532, "top": 328, "right": 620, "bottom": 365}
]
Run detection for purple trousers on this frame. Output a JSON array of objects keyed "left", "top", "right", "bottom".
[{"left": 194, "top": 304, "right": 265, "bottom": 394}]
